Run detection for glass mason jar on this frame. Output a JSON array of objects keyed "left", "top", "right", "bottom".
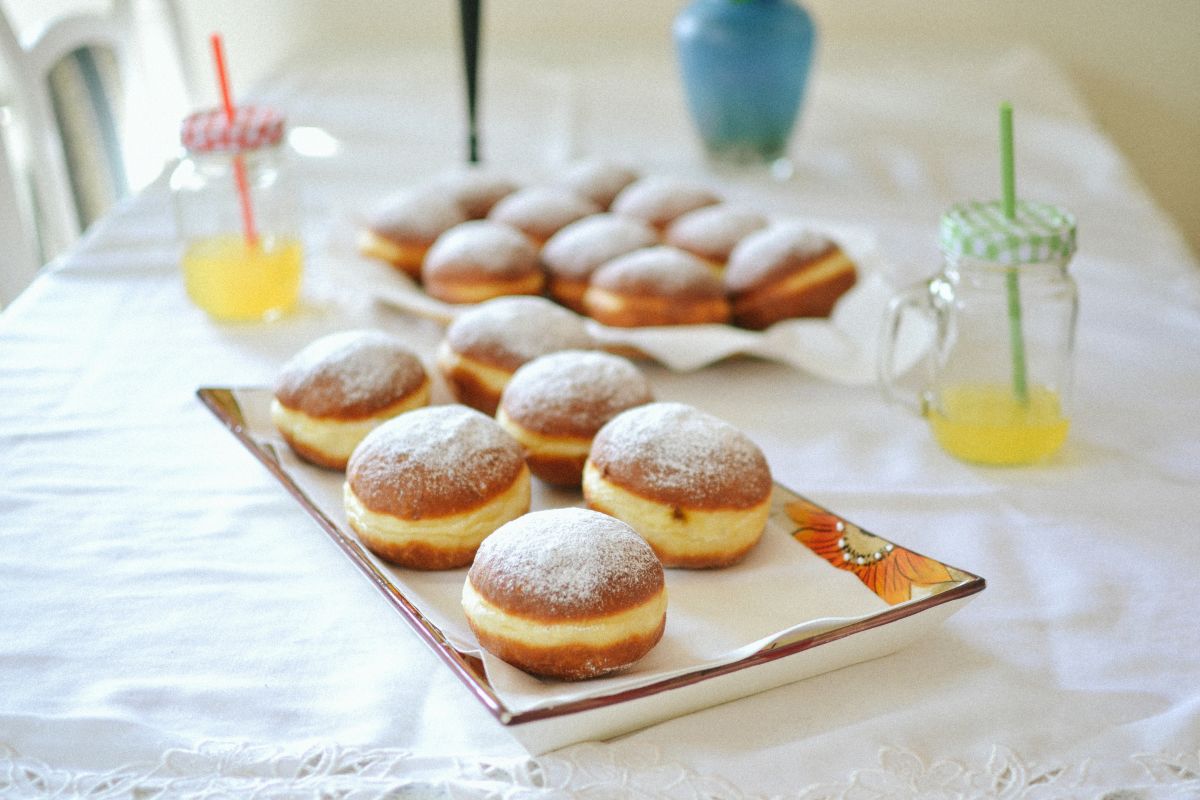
[
  {"left": 880, "top": 200, "right": 1078, "bottom": 465},
  {"left": 170, "top": 106, "right": 302, "bottom": 321}
]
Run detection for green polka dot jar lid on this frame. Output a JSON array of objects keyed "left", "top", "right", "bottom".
[{"left": 939, "top": 200, "right": 1077, "bottom": 265}]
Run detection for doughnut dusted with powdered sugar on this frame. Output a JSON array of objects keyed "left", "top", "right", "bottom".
[
  {"left": 463, "top": 507, "right": 667, "bottom": 680},
  {"left": 343, "top": 404, "right": 530, "bottom": 569},
  {"left": 724, "top": 223, "right": 858, "bottom": 329},
  {"left": 539, "top": 213, "right": 659, "bottom": 313},
  {"left": 582, "top": 245, "right": 730, "bottom": 327},
  {"left": 496, "top": 350, "right": 653, "bottom": 486},
  {"left": 358, "top": 191, "right": 467, "bottom": 279},
  {"left": 583, "top": 402, "right": 772, "bottom": 568},
  {"left": 271, "top": 330, "right": 431, "bottom": 470},
  {"left": 436, "top": 296, "right": 593, "bottom": 415},
  {"left": 421, "top": 220, "right": 544, "bottom": 304}
]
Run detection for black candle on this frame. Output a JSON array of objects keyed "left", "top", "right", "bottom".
[{"left": 459, "top": 0, "right": 481, "bottom": 163}]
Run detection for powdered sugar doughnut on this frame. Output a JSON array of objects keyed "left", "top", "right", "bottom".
[
  {"left": 344, "top": 404, "right": 530, "bottom": 569},
  {"left": 463, "top": 507, "right": 667, "bottom": 680},
  {"left": 422, "top": 221, "right": 544, "bottom": 304},
  {"left": 583, "top": 402, "right": 772, "bottom": 568},
  {"left": 583, "top": 245, "right": 730, "bottom": 327},
  {"left": 431, "top": 170, "right": 519, "bottom": 219},
  {"left": 496, "top": 350, "right": 653, "bottom": 486},
  {"left": 436, "top": 296, "right": 594, "bottom": 415},
  {"left": 539, "top": 213, "right": 659, "bottom": 312},
  {"left": 359, "top": 191, "right": 468, "bottom": 279},
  {"left": 664, "top": 204, "right": 767, "bottom": 272},
  {"left": 271, "top": 330, "right": 431, "bottom": 470},
  {"left": 555, "top": 161, "right": 639, "bottom": 210},
  {"left": 487, "top": 186, "right": 600, "bottom": 247},
  {"left": 610, "top": 176, "right": 720, "bottom": 231},
  {"left": 724, "top": 223, "right": 858, "bottom": 329}
]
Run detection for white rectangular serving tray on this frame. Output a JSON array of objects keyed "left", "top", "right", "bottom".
[{"left": 199, "top": 387, "right": 984, "bottom": 754}]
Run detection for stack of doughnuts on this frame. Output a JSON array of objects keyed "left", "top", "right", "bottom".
[{"left": 358, "top": 161, "right": 858, "bottom": 330}]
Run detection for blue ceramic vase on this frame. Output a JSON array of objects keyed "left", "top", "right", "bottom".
[{"left": 674, "top": 0, "right": 816, "bottom": 170}]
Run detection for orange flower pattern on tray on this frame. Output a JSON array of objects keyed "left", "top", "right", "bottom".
[{"left": 787, "top": 499, "right": 954, "bottom": 605}]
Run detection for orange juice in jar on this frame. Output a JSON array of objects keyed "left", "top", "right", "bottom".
[
  {"left": 172, "top": 106, "right": 303, "bottom": 321},
  {"left": 880, "top": 200, "right": 1078, "bottom": 466},
  {"left": 181, "top": 234, "right": 302, "bottom": 321}
]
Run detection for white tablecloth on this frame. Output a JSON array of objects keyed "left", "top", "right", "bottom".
[{"left": 2, "top": 43, "right": 1198, "bottom": 798}]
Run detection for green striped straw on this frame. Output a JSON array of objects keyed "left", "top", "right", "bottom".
[{"left": 1000, "top": 102, "right": 1029, "bottom": 405}]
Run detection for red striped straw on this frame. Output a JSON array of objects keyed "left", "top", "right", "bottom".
[{"left": 210, "top": 33, "right": 259, "bottom": 247}]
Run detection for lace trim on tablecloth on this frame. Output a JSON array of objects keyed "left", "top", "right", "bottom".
[{"left": 2, "top": 741, "right": 1198, "bottom": 799}]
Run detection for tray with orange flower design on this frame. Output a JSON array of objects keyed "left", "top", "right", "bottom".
[{"left": 199, "top": 386, "right": 985, "bottom": 755}]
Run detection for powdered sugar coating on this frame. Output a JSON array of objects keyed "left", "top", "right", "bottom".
[
  {"left": 423, "top": 220, "right": 539, "bottom": 279},
  {"left": 274, "top": 330, "right": 427, "bottom": 418},
  {"left": 540, "top": 213, "right": 660, "bottom": 280},
  {"left": 430, "top": 170, "right": 518, "bottom": 219},
  {"left": 590, "top": 246, "right": 724, "bottom": 297},
  {"left": 487, "top": 186, "right": 600, "bottom": 241},
  {"left": 611, "top": 176, "right": 720, "bottom": 228},
  {"left": 555, "top": 161, "right": 639, "bottom": 209},
  {"left": 346, "top": 404, "right": 525, "bottom": 517},
  {"left": 444, "top": 296, "right": 593, "bottom": 371},
  {"left": 589, "top": 402, "right": 772, "bottom": 508},
  {"left": 469, "top": 507, "right": 663, "bottom": 616},
  {"left": 725, "top": 222, "right": 838, "bottom": 293},
  {"left": 500, "top": 350, "right": 653, "bottom": 437},
  {"left": 665, "top": 205, "right": 768, "bottom": 263},
  {"left": 365, "top": 190, "right": 467, "bottom": 243}
]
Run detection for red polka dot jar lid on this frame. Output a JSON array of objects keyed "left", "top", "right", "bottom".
[{"left": 180, "top": 106, "right": 286, "bottom": 152}]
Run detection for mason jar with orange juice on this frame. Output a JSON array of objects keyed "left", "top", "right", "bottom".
[
  {"left": 880, "top": 200, "right": 1078, "bottom": 465},
  {"left": 171, "top": 106, "right": 302, "bottom": 321}
]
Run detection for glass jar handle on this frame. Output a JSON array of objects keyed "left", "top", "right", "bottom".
[{"left": 878, "top": 281, "right": 935, "bottom": 417}]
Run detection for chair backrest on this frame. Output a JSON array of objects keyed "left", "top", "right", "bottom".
[
  {"left": 0, "top": 111, "right": 39, "bottom": 307},
  {"left": 0, "top": 0, "right": 190, "bottom": 270}
]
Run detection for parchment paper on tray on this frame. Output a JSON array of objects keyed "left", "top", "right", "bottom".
[
  {"left": 229, "top": 389, "right": 888, "bottom": 714},
  {"left": 368, "top": 222, "right": 926, "bottom": 384}
]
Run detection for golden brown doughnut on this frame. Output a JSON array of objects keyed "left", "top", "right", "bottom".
[
  {"left": 343, "top": 404, "right": 531, "bottom": 569},
  {"left": 486, "top": 186, "right": 600, "bottom": 247},
  {"left": 724, "top": 223, "right": 858, "bottom": 329},
  {"left": 358, "top": 191, "right": 468, "bottom": 279},
  {"left": 610, "top": 176, "right": 720, "bottom": 232},
  {"left": 421, "top": 220, "right": 544, "bottom": 304},
  {"left": 555, "top": 161, "right": 639, "bottom": 210},
  {"left": 496, "top": 350, "right": 653, "bottom": 486},
  {"left": 463, "top": 507, "right": 667, "bottom": 680},
  {"left": 539, "top": 213, "right": 659, "bottom": 313},
  {"left": 436, "top": 296, "right": 594, "bottom": 415},
  {"left": 664, "top": 204, "right": 767, "bottom": 273},
  {"left": 271, "top": 330, "right": 431, "bottom": 470},
  {"left": 583, "top": 402, "right": 773, "bottom": 568},
  {"left": 583, "top": 246, "right": 730, "bottom": 327}
]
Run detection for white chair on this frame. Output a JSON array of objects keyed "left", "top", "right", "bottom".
[{"left": 0, "top": 0, "right": 191, "bottom": 274}]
